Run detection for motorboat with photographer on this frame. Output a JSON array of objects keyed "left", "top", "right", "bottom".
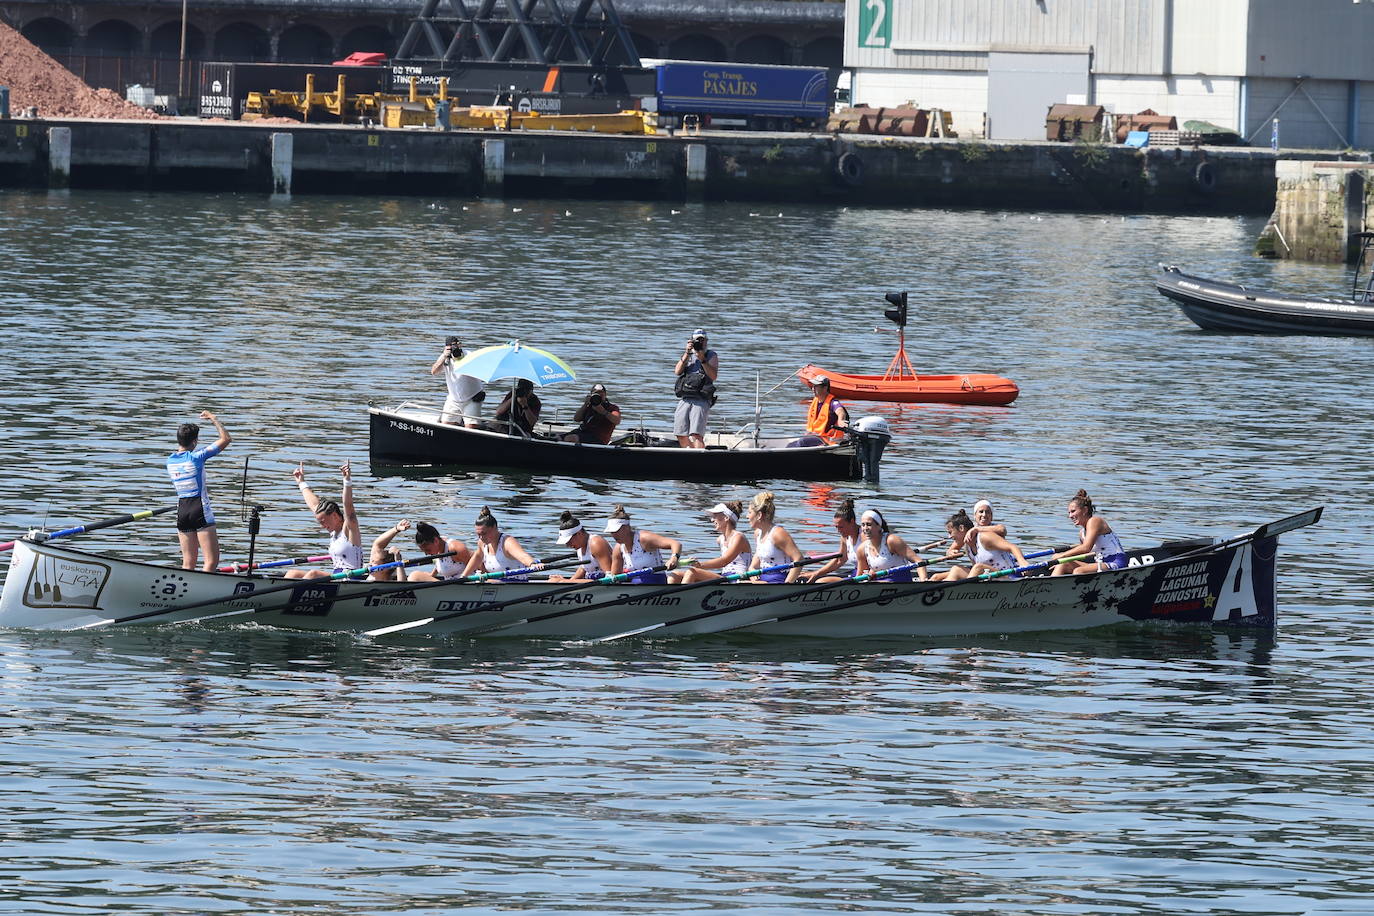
[{"left": 367, "top": 401, "right": 893, "bottom": 482}]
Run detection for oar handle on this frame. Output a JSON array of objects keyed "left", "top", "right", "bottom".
[
  {"left": 1, "top": 505, "right": 176, "bottom": 552},
  {"left": 218, "top": 554, "right": 332, "bottom": 573}
]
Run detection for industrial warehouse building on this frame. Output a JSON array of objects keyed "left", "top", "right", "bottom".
[{"left": 843, "top": 0, "right": 1374, "bottom": 149}]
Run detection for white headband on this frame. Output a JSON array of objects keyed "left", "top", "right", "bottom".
[
  {"left": 708, "top": 503, "right": 738, "bottom": 523},
  {"left": 861, "top": 509, "right": 884, "bottom": 528}
]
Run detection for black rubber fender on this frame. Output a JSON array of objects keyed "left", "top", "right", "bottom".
[
  {"left": 1194, "top": 160, "right": 1218, "bottom": 193},
  {"left": 835, "top": 151, "right": 865, "bottom": 187}
]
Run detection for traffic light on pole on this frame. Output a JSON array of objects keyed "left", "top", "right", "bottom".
[{"left": 883, "top": 290, "right": 908, "bottom": 327}]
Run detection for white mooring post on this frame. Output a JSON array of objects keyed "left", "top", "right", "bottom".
[
  {"left": 270, "top": 132, "right": 293, "bottom": 195},
  {"left": 483, "top": 138, "right": 506, "bottom": 193},
  {"left": 48, "top": 126, "right": 71, "bottom": 188},
  {"left": 686, "top": 143, "right": 706, "bottom": 199}
]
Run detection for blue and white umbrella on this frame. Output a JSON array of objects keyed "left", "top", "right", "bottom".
[{"left": 450, "top": 340, "right": 577, "bottom": 387}]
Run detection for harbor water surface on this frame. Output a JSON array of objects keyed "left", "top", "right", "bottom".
[{"left": 1, "top": 191, "right": 1372, "bottom": 914}]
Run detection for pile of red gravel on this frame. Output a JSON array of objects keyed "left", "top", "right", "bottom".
[{"left": 0, "top": 20, "right": 164, "bottom": 119}]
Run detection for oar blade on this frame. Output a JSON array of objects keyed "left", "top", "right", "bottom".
[
  {"left": 1255, "top": 507, "right": 1323, "bottom": 540},
  {"left": 593, "top": 621, "right": 666, "bottom": 644},
  {"left": 364, "top": 617, "right": 437, "bottom": 638}
]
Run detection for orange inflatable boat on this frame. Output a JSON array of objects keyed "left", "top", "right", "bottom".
[{"left": 799, "top": 364, "right": 1020, "bottom": 406}]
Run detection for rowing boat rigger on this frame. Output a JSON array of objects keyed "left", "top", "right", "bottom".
[{"left": 0, "top": 509, "right": 1320, "bottom": 637}]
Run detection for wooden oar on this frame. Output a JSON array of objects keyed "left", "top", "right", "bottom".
[
  {"left": 362, "top": 558, "right": 692, "bottom": 637},
  {"left": 81, "top": 551, "right": 581, "bottom": 629},
  {"left": 0, "top": 505, "right": 176, "bottom": 552},
  {"left": 709, "top": 553, "right": 1096, "bottom": 636},
  {"left": 217, "top": 554, "right": 332, "bottom": 573},
  {"left": 588, "top": 552, "right": 1071, "bottom": 645},
  {"left": 462, "top": 551, "right": 847, "bottom": 639}
]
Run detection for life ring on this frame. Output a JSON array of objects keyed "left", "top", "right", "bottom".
[
  {"left": 1194, "top": 161, "right": 1218, "bottom": 194},
  {"left": 835, "top": 151, "right": 865, "bottom": 187}
]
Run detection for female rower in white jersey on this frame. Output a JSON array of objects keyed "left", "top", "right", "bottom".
[
  {"left": 854, "top": 508, "right": 928, "bottom": 582},
  {"left": 548, "top": 510, "right": 614, "bottom": 581},
  {"left": 604, "top": 505, "right": 682, "bottom": 584},
  {"left": 407, "top": 521, "right": 471, "bottom": 582},
  {"left": 674, "top": 500, "right": 752, "bottom": 584},
  {"left": 461, "top": 506, "right": 540, "bottom": 582},
  {"left": 932, "top": 509, "right": 1028, "bottom": 581},
  {"left": 802, "top": 497, "right": 861, "bottom": 583},
  {"left": 285, "top": 461, "right": 364, "bottom": 579},
  {"left": 745, "top": 491, "right": 805, "bottom": 583},
  {"left": 1052, "top": 489, "right": 1127, "bottom": 574}
]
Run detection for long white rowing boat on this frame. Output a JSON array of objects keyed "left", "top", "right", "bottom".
[{"left": 0, "top": 510, "right": 1319, "bottom": 637}]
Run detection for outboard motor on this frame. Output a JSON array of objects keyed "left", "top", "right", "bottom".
[{"left": 848, "top": 416, "right": 892, "bottom": 483}]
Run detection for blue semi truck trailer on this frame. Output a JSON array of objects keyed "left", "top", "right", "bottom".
[{"left": 641, "top": 59, "right": 831, "bottom": 131}]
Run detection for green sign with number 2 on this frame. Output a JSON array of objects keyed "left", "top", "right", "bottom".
[{"left": 859, "top": 0, "right": 891, "bottom": 48}]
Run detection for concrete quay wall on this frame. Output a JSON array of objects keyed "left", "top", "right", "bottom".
[{"left": 0, "top": 118, "right": 1277, "bottom": 215}]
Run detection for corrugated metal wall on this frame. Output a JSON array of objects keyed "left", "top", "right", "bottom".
[{"left": 846, "top": 0, "right": 1168, "bottom": 74}]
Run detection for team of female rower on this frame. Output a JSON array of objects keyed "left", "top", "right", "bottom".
[{"left": 272, "top": 466, "right": 1126, "bottom": 584}]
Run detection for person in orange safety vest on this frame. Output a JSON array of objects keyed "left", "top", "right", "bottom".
[{"left": 805, "top": 375, "right": 850, "bottom": 444}]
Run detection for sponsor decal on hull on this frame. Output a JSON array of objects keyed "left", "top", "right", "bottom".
[{"left": 23, "top": 553, "right": 111, "bottom": 610}]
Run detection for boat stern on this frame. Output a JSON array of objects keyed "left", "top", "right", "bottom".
[{"left": 0, "top": 538, "right": 117, "bottom": 629}]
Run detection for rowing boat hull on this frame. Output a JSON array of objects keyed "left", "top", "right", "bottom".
[
  {"left": 0, "top": 535, "right": 1280, "bottom": 637},
  {"left": 798, "top": 365, "right": 1019, "bottom": 406},
  {"left": 1156, "top": 266, "right": 1374, "bottom": 336},
  {"left": 368, "top": 406, "right": 864, "bottom": 481}
]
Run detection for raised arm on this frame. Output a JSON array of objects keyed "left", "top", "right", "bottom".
[
  {"left": 293, "top": 463, "right": 321, "bottom": 513},
  {"left": 340, "top": 461, "right": 361, "bottom": 547},
  {"left": 200, "top": 410, "right": 230, "bottom": 452}
]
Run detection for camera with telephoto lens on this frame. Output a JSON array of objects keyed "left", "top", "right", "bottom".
[
  {"left": 692, "top": 338, "right": 705, "bottom": 352},
  {"left": 589, "top": 394, "right": 604, "bottom": 407}
]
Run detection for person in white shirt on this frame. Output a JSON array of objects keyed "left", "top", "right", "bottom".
[{"left": 431, "top": 335, "right": 486, "bottom": 426}]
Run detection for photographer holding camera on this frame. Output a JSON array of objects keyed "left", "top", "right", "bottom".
[
  {"left": 673, "top": 328, "right": 718, "bottom": 449},
  {"left": 562, "top": 383, "right": 622, "bottom": 445},
  {"left": 430, "top": 334, "right": 486, "bottom": 426}
]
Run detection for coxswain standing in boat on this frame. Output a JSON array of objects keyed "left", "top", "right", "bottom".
[
  {"left": 284, "top": 461, "right": 364, "bottom": 579},
  {"left": 462, "top": 506, "right": 540, "bottom": 582},
  {"left": 604, "top": 505, "right": 682, "bottom": 584},
  {"left": 802, "top": 497, "right": 861, "bottom": 583},
  {"left": 1052, "top": 489, "right": 1127, "bottom": 574},
  {"left": 166, "top": 410, "right": 231, "bottom": 572},
  {"left": 432, "top": 335, "right": 486, "bottom": 426},
  {"left": 932, "top": 509, "right": 1027, "bottom": 581},
  {"left": 675, "top": 501, "right": 752, "bottom": 584},
  {"left": 548, "top": 510, "right": 614, "bottom": 581},
  {"left": 407, "top": 521, "right": 472, "bottom": 582},
  {"left": 855, "top": 508, "right": 928, "bottom": 582},
  {"left": 673, "top": 328, "right": 719, "bottom": 449},
  {"left": 746, "top": 491, "right": 805, "bottom": 583},
  {"left": 804, "top": 375, "right": 850, "bottom": 444}
]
